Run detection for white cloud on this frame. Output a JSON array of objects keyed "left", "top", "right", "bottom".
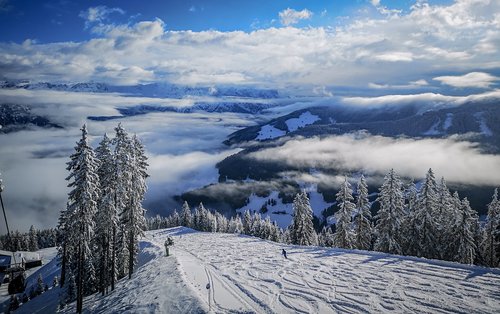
[
  {"left": 370, "top": 0, "right": 381, "bottom": 7},
  {"left": 341, "top": 90, "right": 500, "bottom": 108},
  {"left": 0, "top": 1, "right": 499, "bottom": 89},
  {"left": 374, "top": 52, "right": 413, "bottom": 62},
  {"left": 433, "top": 72, "right": 499, "bottom": 88},
  {"left": 79, "top": 5, "right": 125, "bottom": 29},
  {"left": 279, "top": 8, "right": 313, "bottom": 26},
  {"left": 249, "top": 134, "right": 500, "bottom": 186}
]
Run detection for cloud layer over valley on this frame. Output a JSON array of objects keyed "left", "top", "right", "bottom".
[{"left": 249, "top": 134, "right": 500, "bottom": 186}]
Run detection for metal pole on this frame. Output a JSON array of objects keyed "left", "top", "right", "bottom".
[{"left": 0, "top": 178, "right": 17, "bottom": 266}]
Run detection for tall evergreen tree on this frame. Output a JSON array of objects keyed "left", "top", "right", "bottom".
[
  {"left": 412, "top": 168, "right": 440, "bottom": 259},
  {"left": 452, "top": 198, "right": 477, "bottom": 264},
  {"left": 333, "top": 178, "right": 355, "bottom": 249},
  {"left": 374, "top": 169, "right": 405, "bottom": 254},
  {"left": 121, "top": 134, "right": 149, "bottom": 279},
  {"left": 290, "top": 191, "right": 317, "bottom": 246},
  {"left": 94, "top": 134, "right": 118, "bottom": 295},
  {"left": 318, "top": 226, "right": 334, "bottom": 247},
  {"left": 435, "top": 177, "right": 454, "bottom": 259},
  {"left": 401, "top": 181, "right": 418, "bottom": 256},
  {"left": 180, "top": 201, "right": 193, "bottom": 228},
  {"left": 113, "top": 124, "right": 132, "bottom": 280},
  {"left": 64, "top": 125, "right": 100, "bottom": 313},
  {"left": 354, "top": 175, "right": 372, "bottom": 251},
  {"left": 482, "top": 189, "right": 500, "bottom": 267},
  {"left": 243, "top": 210, "right": 252, "bottom": 235},
  {"left": 28, "top": 225, "right": 39, "bottom": 251}
]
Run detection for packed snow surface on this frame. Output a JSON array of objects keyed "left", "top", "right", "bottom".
[
  {"left": 474, "top": 112, "right": 493, "bottom": 136},
  {"left": 256, "top": 124, "right": 286, "bottom": 140},
  {"left": 443, "top": 113, "right": 453, "bottom": 131},
  {"left": 159, "top": 228, "right": 500, "bottom": 314},
  {"left": 10, "top": 228, "right": 500, "bottom": 313},
  {"left": 422, "top": 118, "right": 442, "bottom": 136},
  {"left": 285, "top": 111, "right": 320, "bottom": 132}
]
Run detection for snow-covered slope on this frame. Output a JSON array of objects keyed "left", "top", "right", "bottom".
[
  {"left": 236, "top": 188, "right": 332, "bottom": 228},
  {"left": 11, "top": 227, "right": 500, "bottom": 313},
  {"left": 162, "top": 228, "right": 500, "bottom": 313}
]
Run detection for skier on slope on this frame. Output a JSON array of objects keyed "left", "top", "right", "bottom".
[{"left": 282, "top": 249, "right": 287, "bottom": 259}]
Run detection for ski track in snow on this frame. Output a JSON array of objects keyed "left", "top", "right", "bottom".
[
  {"left": 474, "top": 112, "right": 493, "bottom": 137},
  {"left": 150, "top": 228, "right": 500, "bottom": 314},
  {"left": 60, "top": 231, "right": 207, "bottom": 314},
  {"left": 11, "top": 228, "right": 500, "bottom": 314}
]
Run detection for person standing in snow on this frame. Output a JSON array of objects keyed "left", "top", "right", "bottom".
[
  {"left": 165, "top": 240, "right": 170, "bottom": 256},
  {"left": 282, "top": 249, "right": 287, "bottom": 259}
]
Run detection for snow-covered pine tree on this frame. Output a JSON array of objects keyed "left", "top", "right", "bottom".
[
  {"left": 171, "top": 209, "right": 180, "bottom": 227},
  {"left": 95, "top": 133, "right": 118, "bottom": 295},
  {"left": 251, "top": 212, "right": 262, "bottom": 237},
  {"left": 452, "top": 198, "right": 477, "bottom": 264},
  {"left": 234, "top": 215, "right": 244, "bottom": 234},
  {"left": 113, "top": 124, "right": 132, "bottom": 280},
  {"left": 196, "top": 203, "right": 209, "bottom": 231},
  {"left": 482, "top": 188, "right": 500, "bottom": 267},
  {"left": 261, "top": 216, "right": 273, "bottom": 240},
  {"left": 243, "top": 210, "right": 252, "bottom": 235},
  {"left": 28, "top": 225, "right": 38, "bottom": 251},
  {"left": 36, "top": 274, "right": 44, "bottom": 295},
  {"left": 270, "top": 222, "right": 281, "bottom": 243},
  {"left": 65, "top": 124, "right": 100, "bottom": 313},
  {"left": 215, "top": 212, "right": 228, "bottom": 233},
  {"left": 121, "top": 134, "right": 149, "bottom": 279},
  {"left": 180, "top": 201, "right": 193, "bottom": 228},
  {"left": 401, "top": 181, "right": 419, "bottom": 256},
  {"left": 354, "top": 175, "right": 372, "bottom": 251},
  {"left": 435, "top": 177, "right": 454, "bottom": 259},
  {"left": 333, "top": 178, "right": 355, "bottom": 249},
  {"left": 318, "top": 226, "right": 334, "bottom": 247},
  {"left": 291, "top": 191, "right": 318, "bottom": 246},
  {"left": 412, "top": 168, "right": 440, "bottom": 259},
  {"left": 56, "top": 209, "right": 70, "bottom": 288},
  {"left": 374, "top": 169, "right": 405, "bottom": 255},
  {"left": 62, "top": 273, "right": 77, "bottom": 307}
]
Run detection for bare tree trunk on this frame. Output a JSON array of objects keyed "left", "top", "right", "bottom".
[
  {"left": 60, "top": 242, "right": 67, "bottom": 287},
  {"left": 111, "top": 226, "right": 116, "bottom": 291},
  {"left": 128, "top": 229, "right": 134, "bottom": 279},
  {"left": 76, "top": 244, "right": 83, "bottom": 314}
]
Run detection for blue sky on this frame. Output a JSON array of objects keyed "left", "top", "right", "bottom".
[{"left": 1, "top": 0, "right": 453, "bottom": 43}]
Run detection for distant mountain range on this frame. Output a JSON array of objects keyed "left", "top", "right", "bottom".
[
  {"left": 0, "top": 80, "right": 280, "bottom": 99},
  {"left": 0, "top": 104, "right": 62, "bottom": 133},
  {"left": 225, "top": 99, "right": 500, "bottom": 152},
  {"left": 181, "top": 98, "right": 500, "bottom": 221}
]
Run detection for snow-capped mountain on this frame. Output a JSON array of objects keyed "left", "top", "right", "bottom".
[
  {"left": 88, "top": 102, "right": 276, "bottom": 121},
  {"left": 179, "top": 98, "right": 500, "bottom": 220},
  {"left": 225, "top": 99, "right": 500, "bottom": 150},
  {"left": 0, "top": 80, "right": 279, "bottom": 99}
]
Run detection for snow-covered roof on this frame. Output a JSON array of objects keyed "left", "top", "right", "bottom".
[
  {"left": 0, "top": 250, "right": 14, "bottom": 257},
  {"left": 15, "top": 251, "right": 41, "bottom": 261}
]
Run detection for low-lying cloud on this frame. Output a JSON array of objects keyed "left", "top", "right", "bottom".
[
  {"left": 433, "top": 72, "right": 499, "bottom": 89},
  {"left": 249, "top": 134, "right": 500, "bottom": 186}
]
